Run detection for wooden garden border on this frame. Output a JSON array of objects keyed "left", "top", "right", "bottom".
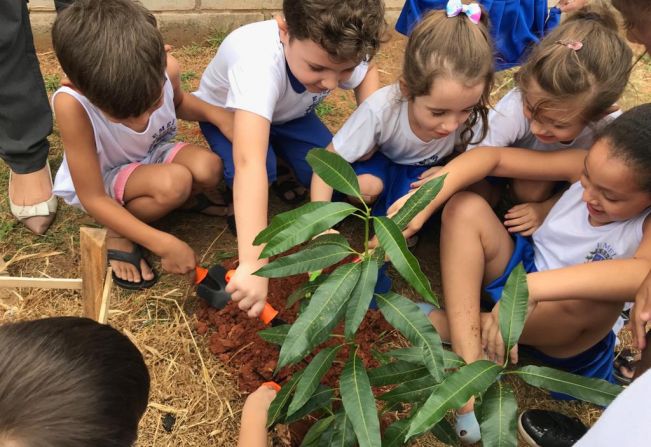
[{"left": 0, "top": 227, "right": 112, "bottom": 324}]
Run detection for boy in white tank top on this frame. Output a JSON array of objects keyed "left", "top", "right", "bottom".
[{"left": 50, "top": 0, "right": 233, "bottom": 289}]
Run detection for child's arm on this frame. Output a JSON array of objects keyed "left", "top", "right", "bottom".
[
  {"left": 167, "top": 54, "right": 234, "bottom": 141},
  {"left": 353, "top": 63, "right": 380, "bottom": 105},
  {"left": 309, "top": 143, "right": 338, "bottom": 202},
  {"left": 237, "top": 384, "right": 278, "bottom": 447},
  {"left": 528, "top": 216, "right": 651, "bottom": 305},
  {"left": 388, "top": 147, "right": 588, "bottom": 238},
  {"left": 225, "top": 109, "right": 271, "bottom": 317},
  {"left": 632, "top": 270, "right": 651, "bottom": 350},
  {"left": 54, "top": 93, "right": 196, "bottom": 275}
]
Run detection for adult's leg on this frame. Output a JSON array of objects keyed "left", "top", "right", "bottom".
[{"left": 0, "top": 1, "right": 56, "bottom": 233}]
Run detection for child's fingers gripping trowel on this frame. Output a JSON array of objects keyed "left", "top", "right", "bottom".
[{"left": 194, "top": 265, "right": 286, "bottom": 326}]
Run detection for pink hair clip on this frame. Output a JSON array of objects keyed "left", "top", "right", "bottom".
[{"left": 556, "top": 39, "right": 583, "bottom": 51}]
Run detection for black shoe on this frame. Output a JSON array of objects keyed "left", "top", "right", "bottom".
[{"left": 518, "top": 410, "right": 587, "bottom": 447}]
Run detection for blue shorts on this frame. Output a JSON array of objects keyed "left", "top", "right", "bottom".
[
  {"left": 353, "top": 151, "right": 446, "bottom": 216},
  {"left": 395, "top": 0, "right": 561, "bottom": 70},
  {"left": 483, "top": 234, "right": 615, "bottom": 387},
  {"left": 199, "top": 111, "right": 332, "bottom": 188}
]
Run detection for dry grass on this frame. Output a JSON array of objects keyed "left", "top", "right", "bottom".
[{"left": 1, "top": 30, "right": 651, "bottom": 447}]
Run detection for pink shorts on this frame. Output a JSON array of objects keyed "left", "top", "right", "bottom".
[{"left": 106, "top": 142, "right": 187, "bottom": 204}]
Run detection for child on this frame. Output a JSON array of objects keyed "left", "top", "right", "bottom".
[
  {"left": 612, "top": 0, "right": 651, "bottom": 355},
  {"left": 311, "top": 5, "right": 494, "bottom": 224},
  {"left": 399, "top": 104, "right": 651, "bottom": 444},
  {"left": 0, "top": 317, "right": 150, "bottom": 447},
  {"left": 395, "top": 0, "right": 587, "bottom": 70},
  {"left": 193, "top": 0, "right": 386, "bottom": 317},
  {"left": 468, "top": 4, "right": 632, "bottom": 236},
  {"left": 51, "top": 0, "right": 233, "bottom": 289}
]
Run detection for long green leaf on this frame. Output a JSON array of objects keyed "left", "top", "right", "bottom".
[
  {"left": 340, "top": 350, "right": 381, "bottom": 447},
  {"left": 392, "top": 175, "right": 446, "bottom": 230},
  {"left": 476, "top": 381, "right": 517, "bottom": 447},
  {"left": 286, "top": 274, "right": 328, "bottom": 309},
  {"left": 288, "top": 345, "right": 342, "bottom": 417},
  {"left": 376, "top": 292, "right": 445, "bottom": 381},
  {"left": 301, "top": 415, "right": 336, "bottom": 447},
  {"left": 345, "top": 259, "right": 378, "bottom": 338},
  {"left": 255, "top": 202, "right": 325, "bottom": 245},
  {"left": 256, "top": 244, "right": 352, "bottom": 278},
  {"left": 378, "top": 374, "right": 439, "bottom": 405},
  {"left": 382, "top": 419, "right": 412, "bottom": 447},
  {"left": 277, "top": 263, "right": 361, "bottom": 369},
  {"left": 267, "top": 371, "right": 303, "bottom": 428},
  {"left": 368, "top": 361, "right": 429, "bottom": 386},
  {"left": 284, "top": 386, "right": 334, "bottom": 424},
  {"left": 262, "top": 202, "right": 358, "bottom": 258},
  {"left": 258, "top": 324, "right": 290, "bottom": 345},
  {"left": 374, "top": 217, "right": 436, "bottom": 304},
  {"left": 307, "top": 149, "right": 361, "bottom": 199},
  {"left": 498, "top": 263, "right": 529, "bottom": 360},
  {"left": 406, "top": 360, "right": 502, "bottom": 439},
  {"left": 318, "top": 411, "right": 357, "bottom": 447},
  {"left": 385, "top": 347, "right": 465, "bottom": 372},
  {"left": 510, "top": 365, "right": 622, "bottom": 406},
  {"left": 308, "top": 233, "right": 351, "bottom": 250}
]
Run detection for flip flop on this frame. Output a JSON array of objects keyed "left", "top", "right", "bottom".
[
  {"left": 183, "top": 192, "right": 229, "bottom": 217},
  {"left": 272, "top": 165, "right": 307, "bottom": 205},
  {"left": 614, "top": 348, "right": 637, "bottom": 386},
  {"left": 108, "top": 244, "right": 158, "bottom": 290}
]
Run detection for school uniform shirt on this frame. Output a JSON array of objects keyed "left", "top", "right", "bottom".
[
  {"left": 533, "top": 181, "right": 651, "bottom": 272},
  {"left": 193, "top": 20, "right": 368, "bottom": 124},
  {"left": 331, "top": 83, "right": 460, "bottom": 165},
  {"left": 52, "top": 76, "right": 177, "bottom": 207},
  {"left": 468, "top": 89, "right": 620, "bottom": 151}
]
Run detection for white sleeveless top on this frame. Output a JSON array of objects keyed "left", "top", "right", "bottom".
[
  {"left": 52, "top": 75, "right": 177, "bottom": 207},
  {"left": 533, "top": 181, "right": 651, "bottom": 272}
]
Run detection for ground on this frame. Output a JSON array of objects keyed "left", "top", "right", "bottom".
[{"left": 1, "top": 30, "right": 650, "bottom": 446}]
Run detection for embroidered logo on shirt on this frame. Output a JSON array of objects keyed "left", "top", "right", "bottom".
[{"left": 585, "top": 242, "right": 616, "bottom": 262}]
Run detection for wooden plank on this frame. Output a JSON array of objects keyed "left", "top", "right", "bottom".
[
  {"left": 80, "top": 227, "right": 107, "bottom": 321},
  {"left": 97, "top": 267, "right": 113, "bottom": 324},
  {"left": 0, "top": 276, "right": 83, "bottom": 289}
]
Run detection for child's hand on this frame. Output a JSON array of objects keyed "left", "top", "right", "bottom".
[
  {"left": 238, "top": 383, "right": 279, "bottom": 447},
  {"left": 244, "top": 383, "right": 279, "bottom": 413},
  {"left": 157, "top": 235, "right": 197, "bottom": 277},
  {"left": 504, "top": 202, "right": 547, "bottom": 236},
  {"left": 558, "top": 0, "right": 587, "bottom": 13},
  {"left": 226, "top": 263, "right": 269, "bottom": 318},
  {"left": 410, "top": 166, "right": 444, "bottom": 189},
  {"left": 481, "top": 303, "right": 519, "bottom": 365},
  {"left": 632, "top": 271, "right": 651, "bottom": 349}
]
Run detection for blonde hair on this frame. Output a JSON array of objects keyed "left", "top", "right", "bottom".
[
  {"left": 401, "top": 8, "right": 494, "bottom": 145},
  {"left": 515, "top": 3, "right": 632, "bottom": 123}
]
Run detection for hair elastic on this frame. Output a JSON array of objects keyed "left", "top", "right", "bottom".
[
  {"left": 556, "top": 39, "right": 584, "bottom": 51},
  {"left": 446, "top": 0, "right": 482, "bottom": 24}
]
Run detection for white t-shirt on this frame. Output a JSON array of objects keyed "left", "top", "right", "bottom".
[
  {"left": 331, "top": 84, "right": 459, "bottom": 165},
  {"left": 52, "top": 76, "right": 177, "bottom": 207},
  {"left": 533, "top": 181, "right": 650, "bottom": 272},
  {"left": 193, "top": 20, "right": 368, "bottom": 124},
  {"left": 468, "top": 89, "right": 620, "bottom": 151},
  {"left": 574, "top": 369, "right": 651, "bottom": 446}
]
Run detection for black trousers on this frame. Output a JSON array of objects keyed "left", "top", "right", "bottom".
[{"left": 0, "top": 0, "right": 72, "bottom": 174}]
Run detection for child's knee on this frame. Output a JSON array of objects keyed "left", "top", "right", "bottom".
[
  {"left": 442, "top": 191, "right": 488, "bottom": 224},
  {"left": 153, "top": 165, "right": 192, "bottom": 205},
  {"left": 511, "top": 179, "right": 553, "bottom": 203},
  {"left": 193, "top": 152, "right": 223, "bottom": 188},
  {"left": 358, "top": 174, "right": 384, "bottom": 198}
]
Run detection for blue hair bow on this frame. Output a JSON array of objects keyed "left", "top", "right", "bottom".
[{"left": 446, "top": 0, "right": 482, "bottom": 24}]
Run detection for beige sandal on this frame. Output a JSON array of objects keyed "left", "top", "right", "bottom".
[{"left": 9, "top": 162, "right": 58, "bottom": 235}]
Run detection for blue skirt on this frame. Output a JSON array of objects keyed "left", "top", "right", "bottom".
[{"left": 395, "top": 0, "right": 561, "bottom": 70}]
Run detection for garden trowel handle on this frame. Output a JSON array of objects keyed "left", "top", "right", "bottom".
[{"left": 225, "top": 270, "right": 280, "bottom": 326}]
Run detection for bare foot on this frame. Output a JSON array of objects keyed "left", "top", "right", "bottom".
[
  {"left": 9, "top": 164, "right": 53, "bottom": 206},
  {"left": 107, "top": 233, "right": 155, "bottom": 284}
]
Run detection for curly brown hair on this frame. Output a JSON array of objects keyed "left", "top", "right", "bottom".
[
  {"left": 52, "top": 0, "right": 166, "bottom": 119},
  {"left": 515, "top": 3, "right": 632, "bottom": 124},
  {"left": 283, "top": 0, "right": 387, "bottom": 64},
  {"left": 401, "top": 8, "right": 494, "bottom": 145}
]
